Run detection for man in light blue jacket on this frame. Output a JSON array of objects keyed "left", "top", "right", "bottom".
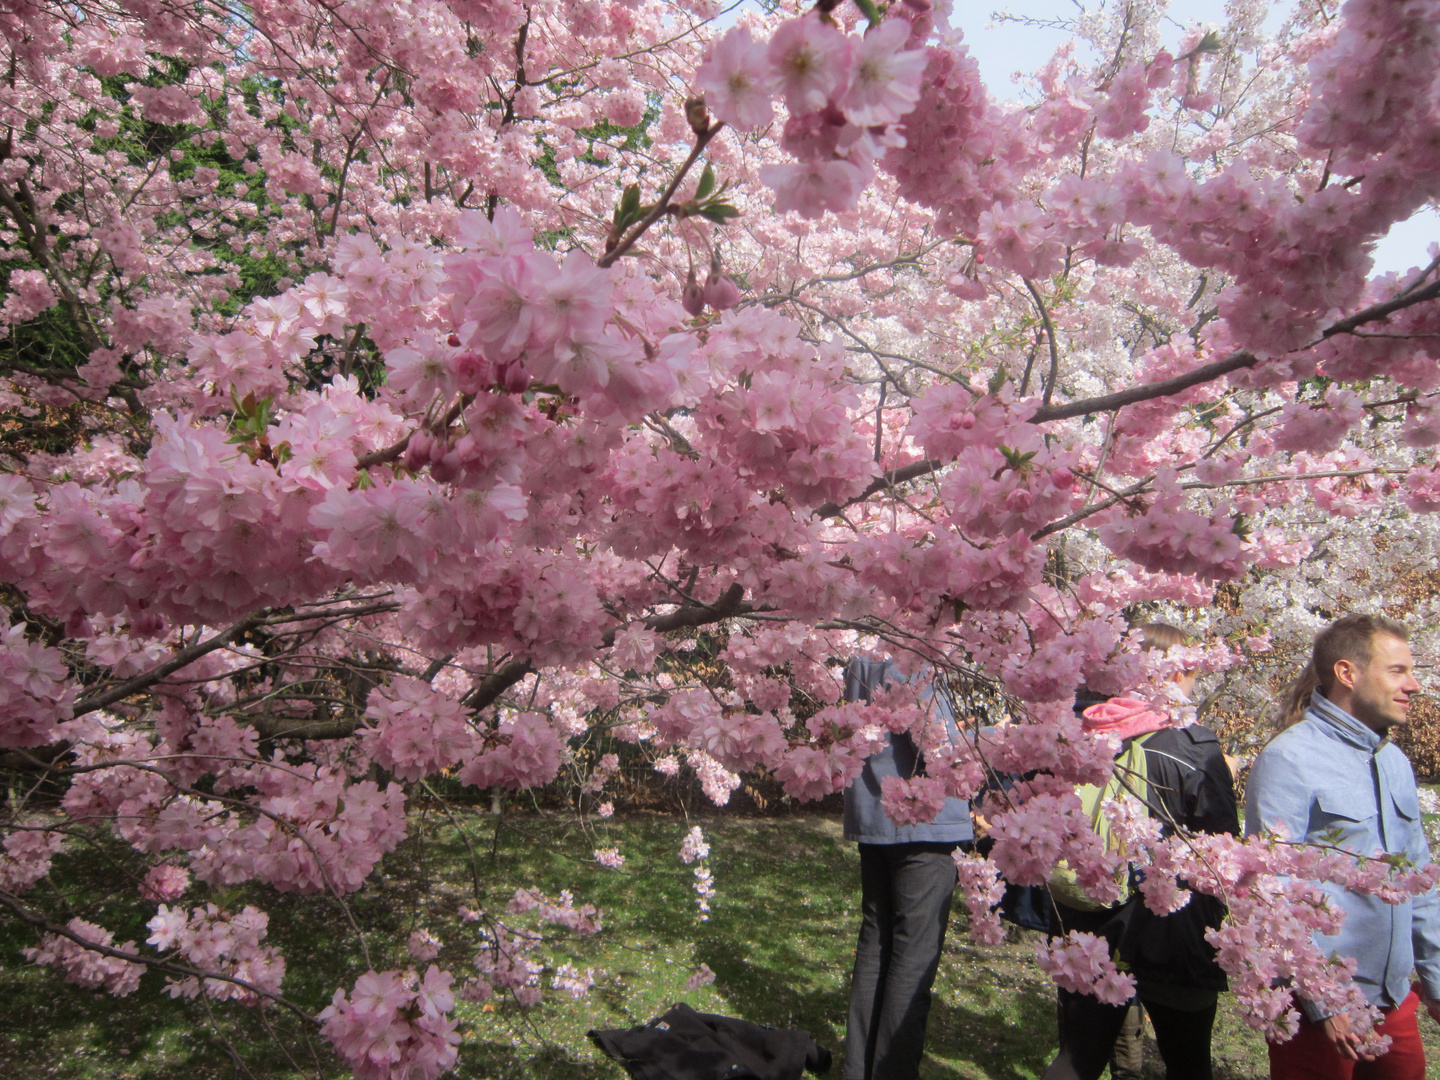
[
  {"left": 842, "top": 657, "right": 971, "bottom": 1080},
  {"left": 1246, "top": 614, "right": 1440, "bottom": 1080}
]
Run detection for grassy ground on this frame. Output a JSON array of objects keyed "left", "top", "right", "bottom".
[{"left": 2, "top": 810, "right": 1437, "bottom": 1079}]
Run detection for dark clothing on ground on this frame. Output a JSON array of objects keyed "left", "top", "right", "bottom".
[{"left": 588, "top": 1002, "right": 832, "bottom": 1080}]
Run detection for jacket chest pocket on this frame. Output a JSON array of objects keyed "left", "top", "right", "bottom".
[
  {"left": 1390, "top": 786, "right": 1420, "bottom": 826},
  {"left": 1314, "top": 788, "right": 1380, "bottom": 852}
]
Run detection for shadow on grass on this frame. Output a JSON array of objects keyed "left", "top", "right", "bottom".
[{"left": 7, "top": 811, "right": 1381, "bottom": 1080}]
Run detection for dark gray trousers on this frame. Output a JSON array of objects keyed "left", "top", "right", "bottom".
[{"left": 844, "top": 842, "right": 960, "bottom": 1080}]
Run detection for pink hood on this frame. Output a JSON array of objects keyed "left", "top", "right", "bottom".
[{"left": 1081, "top": 696, "right": 1173, "bottom": 742}]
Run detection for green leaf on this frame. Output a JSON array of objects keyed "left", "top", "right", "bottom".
[
  {"left": 697, "top": 203, "right": 741, "bottom": 225},
  {"left": 695, "top": 163, "right": 715, "bottom": 201},
  {"left": 1194, "top": 30, "right": 1223, "bottom": 54},
  {"left": 987, "top": 365, "right": 1008, "bottom": 395},
  {"left": 620, "top": 183, "right": 641, "bottom": 222}
]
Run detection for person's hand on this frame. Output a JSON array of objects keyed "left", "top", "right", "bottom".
[
  {"left": 1319, "top": 1012, "right": 1379, "bottom": 1061},
  {"left": 1424, "top": 997, "right": 1440, "bottom": 1027}
]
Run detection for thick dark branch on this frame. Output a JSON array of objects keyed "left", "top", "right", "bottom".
[
  {"left": 246, "top": 714, "right": 367, "bottom": 741},
  {"left": 1028, "top": 349, "right": 1259, "bottom": 423},
  {"left": 1322, "top": 277, "right": 1440, "bottom": 338},
  {"left": 0, "top": 888, "right": 315, "bottom": 1022},
  {"left": 644, "top": 582, "right": 751, "bottom": 634},
  {"left": 73, "top": 613, "right": 270, "bottom": 716},
  {"left": 814, "top": 459, "right": 941, "bottom": 518},
  {"left": 463, "top": 659, "right": 536, "bottom": 712}
]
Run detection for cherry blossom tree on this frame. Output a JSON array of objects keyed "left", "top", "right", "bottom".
[{"left": 3, "top": 0, "right": 1440, "bottom": 1073}]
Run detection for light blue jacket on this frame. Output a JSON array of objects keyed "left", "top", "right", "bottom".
[
  {"left": 1245, "top": 690, "right": 1440, "bottom": 1019},
  {"left": 841, "top": 658, "right": 973, "bottom": 846}
]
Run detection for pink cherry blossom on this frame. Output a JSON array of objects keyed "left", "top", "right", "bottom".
[
  {"left": 766, "top": 15, "right": 853, "bottom": 116},
  {"left": 696, "top": 27, "right": 778, "bottom": 130}
]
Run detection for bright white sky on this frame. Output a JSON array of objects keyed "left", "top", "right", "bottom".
[{"left": 717, "top": 0, "right": 1438, "bottom": 276}]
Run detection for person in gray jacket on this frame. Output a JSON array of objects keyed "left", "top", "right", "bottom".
[
  {"left": 842, "top": 658, "right": 972, "bottom": 1080},
  {"left": 1246, "top": 613, "right": 1440, "bottom": 1080}
]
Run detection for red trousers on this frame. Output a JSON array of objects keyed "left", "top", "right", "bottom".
[{"left": 1268, "top": 988, "right": 1426, "bottom": 1080}]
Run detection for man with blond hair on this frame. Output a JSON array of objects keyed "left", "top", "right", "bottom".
[{"left": 1247, "top": 613, "right": 1440, "bottom": 1080}]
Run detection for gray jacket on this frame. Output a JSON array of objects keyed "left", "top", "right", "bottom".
[
  {"left": 1246, "top": 690, "right": 1440, "bottom": 1018},
  {"left": 841, "top": 658, "right": 973, "bottom": 845}
]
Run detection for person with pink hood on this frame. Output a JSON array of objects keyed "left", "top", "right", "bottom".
[{"left": 1043, "top": 623, "right": 1240, "bottom": 1080}]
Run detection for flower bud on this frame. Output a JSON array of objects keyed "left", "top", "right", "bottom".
[
  {"left": 429, "top": 450, "right": 459, "bottom": 485},
  {"left": 131, "top": 611, "right": 166, "bottom": 639},
  {"left": 403, "top": 430, "right": 434, "bottom": 472},
  {"left": 684, "top": 96, "right": 710, "bottom": 136},
  {"left": 681, "top": 268, "right": 706, "bottom": 317},
  {"left": 703, "top": 251, "right": 740, "bottom": 311},
  {"left": 496, "top": 359, "right": 531, "bottom": 394},
  {"left": 453, "top": 351, "right": 492, "bottom": 396},
  {"left": 447, "top": 333, "right": 461, "bottom": 348}
]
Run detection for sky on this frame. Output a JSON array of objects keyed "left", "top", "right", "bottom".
[{"left": 717, "top": 0, "right": 1438, "bottom": 277}]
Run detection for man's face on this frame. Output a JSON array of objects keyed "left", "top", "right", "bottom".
[{"left": 1340, "top": 634, "right": 1422, "bottom": 733}]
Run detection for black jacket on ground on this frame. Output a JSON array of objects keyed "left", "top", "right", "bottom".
[{"left": 588, "top": 1002, "right": 832, "bottom": 1080}]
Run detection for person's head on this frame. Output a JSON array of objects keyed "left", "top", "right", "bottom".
[
  {"left": 1137, "top": 621, "right": 1198, "bottom": 700},
  {"left": 1281, "top": 614, "right": 1421, "bottom": 733}
]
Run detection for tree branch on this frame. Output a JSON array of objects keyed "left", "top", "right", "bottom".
[
  {"left": 0, "top": 888, "right": 315, "bottom": 1023},
  {"left": 1028, "top": 349, "right": 1260, "bottom": 423},
  {"left": 1322, "top": 277, "right": 1440, "bottom": 338},
  {"left": 597, "top": 121, "right": 722, "bottom": 269},
  {"left": 814, "top": 459, "right": 941, "bottom": 518},
  {"left": 1023, "top": 277, "right": 1062, "bottom": 407},
  {"left": 73, "top": 613, "right": 271, "bottom": 717}
]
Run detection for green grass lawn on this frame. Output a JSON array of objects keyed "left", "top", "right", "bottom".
[{"left": 2, "top": 810, "right": 1437, "bottom": 1079}]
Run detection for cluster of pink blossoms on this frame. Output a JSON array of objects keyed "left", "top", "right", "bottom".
[
  {"left": 458, "top": 888, "right": 603, "bottom": 1007},
  {"left": 696, "top": 13, "right": 927, "bottom": 218},
  {"left": 1097, "top": 472, "right": 1250, "bottom": 582},
  {"left": 319, "top": 966, "right": 461, "bottom": 1080},
  {"left": 59, "top": 719, "right": 409, "bottom": 897},
  {"left": 1036, "top": 932, "right": 1136, "bottom": 1006},
  {"left": 680, "top": 826, "right": 715, "bottom": 919},
  {"left": 146, "top": 903, "right": 285, "bottom": 1004},
  {"left": 454, "top": 712, "right": 564, "bottom": 792},
  {"left": 952, "top": 850, "right": 1007, "bottom": 945},
  {"left": 362, "top": 677, "right": 478, "bottom": 782},
  {"left": 0, "top": 619, "right": 74, "bottom": 747},
  {"left": 440, "top": 210, "right": 686, "bottom": 415},
  {"left": 23, "top": 918, "right": 144, "bottom": 997},
  {"left": 0, "top": 826, "right": 65, "bottom": 893}
]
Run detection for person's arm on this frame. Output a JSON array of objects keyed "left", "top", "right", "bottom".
[
  {"left": 1316, "top": 1012, "right": 1379, "bottom": 1060},
  {"left": 1243, "top": 743, "right": 1312, "bottom": 843},
  {"left": 1401, "top": 771, "right": 1440, "bottom": 1024},
  {"left": 1185, "top": 737, "right": 1240, "bottom": 836}
]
